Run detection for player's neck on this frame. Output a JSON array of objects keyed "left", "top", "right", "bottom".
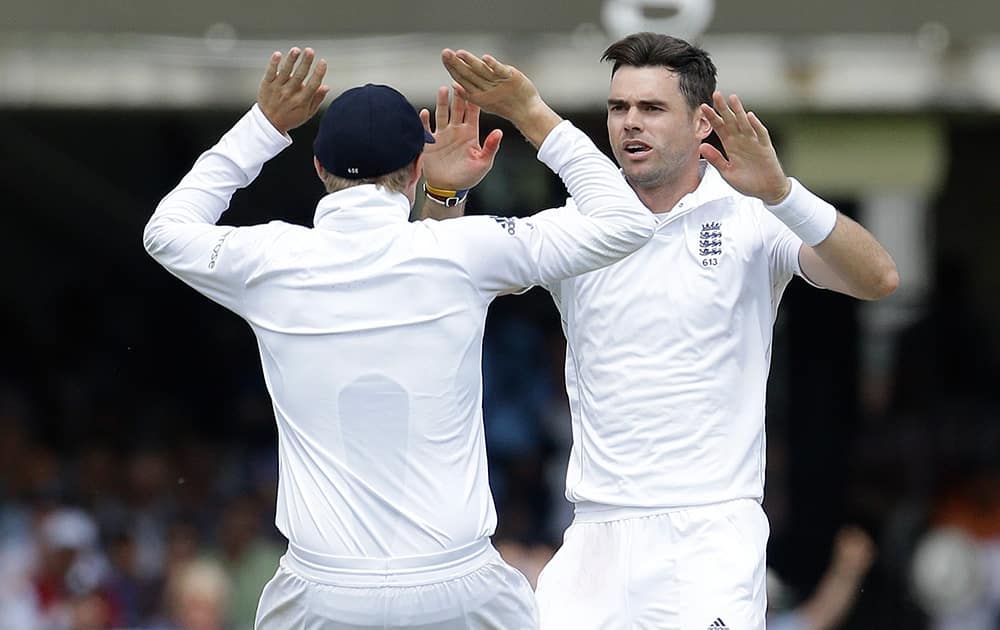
[{"left": 631, "top": 162, "right": 703, "bottom": 215}]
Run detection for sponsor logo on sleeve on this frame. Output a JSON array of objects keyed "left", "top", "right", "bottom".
[
  {"left": 208, "top": 233, "right": 230, "bottom": 269},
  {"left": 491, "top": 216, "right": 518, "bottom": 235}
]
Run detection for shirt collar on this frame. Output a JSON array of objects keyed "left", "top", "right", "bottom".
[
  {"left": 680, "top": 160, "right": 735, "bottom": 209},
  {"left": 649, "top": 161, "right": 740, "bottom": 228},
  {"left": 313, "top": 185, "right": 412, "bottom": 231}
]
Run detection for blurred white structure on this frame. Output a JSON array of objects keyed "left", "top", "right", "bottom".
[
  {"left": 0, "top": 0, "right": 997, "bottom": 111},
  {"left": 1, "top": 30, "right": 999, "bottom": 111}
]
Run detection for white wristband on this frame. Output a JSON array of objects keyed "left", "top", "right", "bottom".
[{"left": 765, "top": 178, "right": 838, "bottom": 246}]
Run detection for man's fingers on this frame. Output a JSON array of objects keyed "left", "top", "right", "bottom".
[
  {"left": 445, "top": 60, "right": 489, "bottom": 92},
  {"left": 291, "top": 48, "right": 315, "bottom": 83},
  {"left": 304, "top": 57, "right": 327, "bottom": 93},
  {"left": 481, "top": 129, "right": 503, "bottom": 161},
  {"left": 747, "top": 112, "right": 771, "bottom": 143},
  {"left": 482, "top": 55, "right": 512, "bottom": 79},
  {"left": 443, "top": 52, "right": 490, "bottom": 92},
  {"left": 308, "top": 85, "right": 330, "bottom": 115},
  {"left": 434, "top": 86, "right": 449, "bottom": 131},
  {"left": 700, "top": 103, "right": 726, "bottom": 135},
  {"left": 466, "top": 102, "right": 482, "bottom": 132},
  {"left": 453, "top": 50, "right": 500, "bottom": 88},
  {"left": 455, "top": 50, "right": 494, "bottom": 77},
  {"left": 276, "top": 47, "right": 301, "bottom": 83},
  {"left": 699, "top": 143, "right": 727, "bottom": 170},
  {"left": 452, "top": 81, "right": 471, "bottom": 102},
  {"left": 712, "top": 91, "right": 736, "bottom": 124},
  {"left": 420, "top": 108, "right": 433, "bottom": 136},
  {"left": 451, "top": 88, "right": 468, "bottom": 124},
  {"left": 728, "top": 94, "right": 752, "bottom": 135},
  {"left": 263, "top": 51, "right": 282, "bottom": 83}
]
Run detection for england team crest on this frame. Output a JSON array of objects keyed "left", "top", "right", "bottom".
[{"left": 699, "top": 221, "right": 722, "bottom": 267}]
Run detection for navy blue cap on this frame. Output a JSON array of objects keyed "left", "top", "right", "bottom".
[{"left": 313, "top": 83, "right": 435, "bottom": 179}]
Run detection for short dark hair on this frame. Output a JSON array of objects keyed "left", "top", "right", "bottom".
[{"left": 602, "top": 32, "right": 717, "bottom": 111}]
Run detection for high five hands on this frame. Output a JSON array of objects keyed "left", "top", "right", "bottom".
[
  {"left": 419, "top": 86, "right": 503, "bottom": 191},
  {"left": 257, "top": 47, "right": 330, "bottom": 135},
  {"left": 441, "top": 49, "right": 562, "bottom": 149},
  {"left": 699, "top": 92, "right": 791, "bottom": 205}
]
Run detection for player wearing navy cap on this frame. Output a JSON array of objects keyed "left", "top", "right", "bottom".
[{"left": 143, "top": 47, "right": 655, "bottom": 628}]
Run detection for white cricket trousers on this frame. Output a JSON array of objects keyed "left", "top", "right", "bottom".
[
  {"left": 535, "top": 498, "right": 769, "bottom": 630},
  {"left": 254, "top": 538, "right": 538, "bottom": 629}
]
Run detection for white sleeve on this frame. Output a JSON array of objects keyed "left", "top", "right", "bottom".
[
  {"left": 434, "top": 121, "right": 655, "bottom": 294},
  {"left": 758, "top": 205, "right": 829, "bottom": 295},
  {"left": 142, "top": 105, "right": 292, "bottom": 314}
]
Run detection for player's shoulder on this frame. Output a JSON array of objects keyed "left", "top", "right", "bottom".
[
  {"left": 223, "top": 219, "right": 301, "bottom": 246},
  {"left": 413, "top": 215, "right": 519, "bottom": 255},
  {"left": 554, "top": 196, "right": 578, "bottom": 214}
]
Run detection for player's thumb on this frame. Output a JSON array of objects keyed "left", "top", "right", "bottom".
[
  {"left": 699, "top": 143, "right": 726, "bottom": 170},
  {"left": 482, "top": 129, "right": 503, "bottom": 161}
]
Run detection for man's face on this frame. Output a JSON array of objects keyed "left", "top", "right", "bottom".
[{"left": 606, "top": 65, "right": 708, "bottom": 192}]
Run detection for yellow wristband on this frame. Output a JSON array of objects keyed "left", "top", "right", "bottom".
[
  {"left": 424, "top": 183, "right": 469, "bottom": 198},
  {"left": 423, "top": 184, "right": 469, "bottom": 207}
]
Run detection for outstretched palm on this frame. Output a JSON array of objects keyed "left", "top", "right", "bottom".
[
  {"left": 699, "top": 91, "right": 790, "bottom": 205},
  {"left": 257, "top": 47, "right": 330, "bottom": 135},
  {"left": 420, "top": 86, "right": 502, "bottom": 191}
]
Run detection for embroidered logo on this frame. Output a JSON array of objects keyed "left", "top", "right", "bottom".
[
  {"left": 698, "top": 221, "right": 722, "bottom": 267},
  {"left": 707, "top": 618, "right": 730, "bottom": 629}
]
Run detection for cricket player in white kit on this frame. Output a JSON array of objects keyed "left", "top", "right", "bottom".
[
  {"left": 438, "top": 37, "right": 898, "bottom": 629},
  {"left": 143, "top": 47, "right": 656, "bottom": 628}
]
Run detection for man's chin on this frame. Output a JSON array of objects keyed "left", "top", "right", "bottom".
[{"left": 623, "top": 167, "right": 663, "bottom": 189}]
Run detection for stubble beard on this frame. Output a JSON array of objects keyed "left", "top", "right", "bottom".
[{"left": 622, "top": 156, "right": 684, "bottom": 193}]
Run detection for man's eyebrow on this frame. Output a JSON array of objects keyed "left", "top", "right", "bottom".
[{"left": 606, "top": 98, "right": 669, "bottom": 107}]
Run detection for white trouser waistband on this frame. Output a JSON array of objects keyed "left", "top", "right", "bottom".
[
  {"left": 573, "top": 497, "right": 761, "bottom": 523},
  {"left": 282, "top": 537, "right": 496, "bottom": 587}
]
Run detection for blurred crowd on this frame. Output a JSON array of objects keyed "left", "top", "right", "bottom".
[{"left": 0, "top": 420, "right": 285, "bottom": 630}]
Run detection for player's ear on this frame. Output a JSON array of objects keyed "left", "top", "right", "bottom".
[
  {"left": 409, "top": 154, "right": 424, "bottom": 188},
  {"left": 314, "top": 156, "right": 325, "bottom": 180},
  {"left": 694, "top": 105, "right": 712, "bottom": 141}
]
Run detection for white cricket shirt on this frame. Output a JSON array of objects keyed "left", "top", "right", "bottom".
[
  {"left": 543, "top": 162, "right": 812, "bottom": 517},
  {"left": 143, "top": 106, "right": 655, "bottom": 561}
]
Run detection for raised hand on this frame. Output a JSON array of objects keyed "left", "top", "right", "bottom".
[
  {"left": 441, "top": 49, "right": 561, "bottom": 148},
  {"left": 257, "top": 47, "right": 330, "bottom": 135},
  {"left": 699, "top": 92, "right": 791, "bottom": 205},
  {"left": 419, "top": 86, "right": 503, "bottom": 191}
]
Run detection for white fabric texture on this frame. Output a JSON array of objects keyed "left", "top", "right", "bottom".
[
  {"left": 535, "top": 499, "right": 769, "bottom": 630},
  {"left": 256, "top": 547, "right": 537, "bottom": 629},
  {"left": 543, "top": 162, "right": 810, "bottom": 515}
]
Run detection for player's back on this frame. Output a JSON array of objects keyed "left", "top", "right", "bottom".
[{"left": 241, "top": 199, "right": 497, "bottom": 560}]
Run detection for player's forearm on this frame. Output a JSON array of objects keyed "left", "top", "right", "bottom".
[
  {"left": 767, "top": 178, "right": 897, "bottom": 300},
  {"left": 808, "top": 215, "right": 899, "bottom": 300},
  {"left": 144, "top": 105, "right": 290, "bottom": 256},
  {"left": 508, "top": 98, "right": 563, "bottom": 149}
]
